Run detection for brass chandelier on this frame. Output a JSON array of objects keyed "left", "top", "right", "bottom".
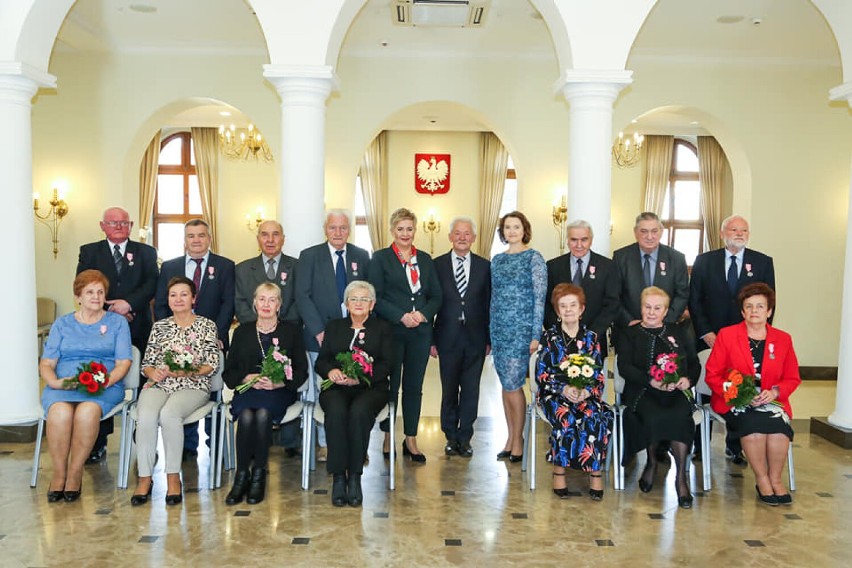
[{"left": 218, "top": 123, "right": 273, "bottom": 162}]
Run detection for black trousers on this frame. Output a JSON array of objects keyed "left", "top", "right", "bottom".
[
  {"left": 320, "top": 387, "right": 387, "bottom": 475},
  {"left": 383, "top": 325, "right": 431, "bottom": 437},
  {"left": 437, "top": 340, "right": 485, "bottom": 444}
]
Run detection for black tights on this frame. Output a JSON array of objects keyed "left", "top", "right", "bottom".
[
  {"left": 642, "top": 441, "right": 691, "bottom": 497},
  {"left": 235, "top": 408, "right": 273, "bottom": 472}
]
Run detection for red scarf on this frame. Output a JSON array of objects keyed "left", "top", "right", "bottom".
[{"left": 391, "top": 243, "right": 419, "bottom": 287}]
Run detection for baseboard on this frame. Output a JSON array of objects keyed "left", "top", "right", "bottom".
[
  {"left": 0, "top": 424, "right": 39, "bottom": 443},
  {"left": 810, "top": 416, "right": 852, "bottom": 449},
  {"left": 799, "top": 366, "right": 837, "bottom": 380}
]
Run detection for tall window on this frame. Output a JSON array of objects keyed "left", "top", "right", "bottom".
[
  {"left": 489, "top": 155, "right": 517, "bottom": 259},
  {"left": 153, "top": 132, "right": 201, "bottom": 260},
  {"left": 352, "top": 176, "right": 373, "bottom": 254},
  {"left": 661, "top": 139, "right": 703, "bottom": 266}
]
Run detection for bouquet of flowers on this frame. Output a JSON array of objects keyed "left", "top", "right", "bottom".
[
  {"left": 163, "top": 344, "right": 199, "bottom": 374},
  {"left": 650, "top": 352, "right": 693, "bottom": 401},
  {"left": 557, "top": 353, "right": 600, "bottom": 390},
  {"left": 64, "top": 361, "right": 109, "bottom": 395},
  {"left": 320, "top": 347, "right": 374, "bottom": 391},
  {"left": 723, "top": 369, "right": 760, "bottom": 411},
  {"left": 235, "top": 337, "right": 293, "bottom": 393}
]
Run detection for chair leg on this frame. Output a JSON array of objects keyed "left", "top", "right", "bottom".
[
  {"left": 116, "top": 407, "right": 128, "bottom": 489},
  {"left": 216, "top": 406, "right": 227, "bottom": 489},
  {"left": 787, "top": 444, "right": 796, "bottom": 491},
  {"left": 30, "top": 417, "right": 45, "bottom": 488},
  {"left": 614, "top": 409, "right": 624, "bottom": 491},
  {"left": 301, "top": 403, "right": 312, "bottom": 490},
  {"left": 208, "top": 408, "right": 218, "bottom": 490},
  {"left": 520, "top": 404, "right": 531, "bottom": 473},
  {"left": 701, "top": 409, "right": 712, "bottom": 491},
  {"left": 529, "top": 407, "right": 537, "bottom": 490},
  {"left": 120, "top": 415, "right": 135, "bottom": 490},
  {"left": 389, "top": 403, "right": 395, "bottom": 491}
]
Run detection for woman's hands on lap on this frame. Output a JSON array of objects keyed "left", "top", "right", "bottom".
[
  {"left": 751, "top": 387, "right": 778, "bottom": 406},
  {"left": 328, "top": 368, "right": 359, "bottom": 387},
  {"left": 562, "top": 385, "right": 590, "bottom": 404}
]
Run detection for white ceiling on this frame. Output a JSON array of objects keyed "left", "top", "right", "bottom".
[{"left": 52, "top": 0, "right": 842, "bottom": 132}]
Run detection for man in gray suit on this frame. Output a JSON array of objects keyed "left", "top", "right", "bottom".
[{"left": 295, "top": 210, "right": 371, "bottom": 461}]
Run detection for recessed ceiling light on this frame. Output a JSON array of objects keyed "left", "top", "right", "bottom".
[
  {"left": 690, "top": 121, "right": 700, "bottom": 125},
  {"left": 631, "top": 119, "right": 638, "bottom": 124},
  {"left": 219, "top": 111, "right": 232, "bottom": 117},
  {"left": 716, "top": 15, "right": 744, "bottom": 24},
  {"left": 129, "top": 4, "right": 157, "bottom": 14}
]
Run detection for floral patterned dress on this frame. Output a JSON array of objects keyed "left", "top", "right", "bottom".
[
  {"left": 141, "top": 316, "right": 220, "bottom": 393},
  {"left": 535, "top": 325, "right": 613, "bottom": 471}
]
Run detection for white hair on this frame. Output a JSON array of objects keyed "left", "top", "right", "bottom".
[
  {"left": 324, "top": 209, "right": 353, "bottom": 228},
  {"left": 449, "top": 216, "right": 477, "bottom": 236},
  {"left": 565, "top": 219, "right": 594, "bottom": 240}
]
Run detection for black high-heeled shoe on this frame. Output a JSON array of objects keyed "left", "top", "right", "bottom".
[
  {"left": 775, "top": 493, "right": 793, "bottom": 505},
  {"left": 638, "top": 461, "right": 656, "bottom": 493},
  {"left": 508, "top": 453, "right": 523, "bottom": 463},
  {"left": 589, "top": 473, "right": 604, "bottom": 501},
  {"left": 402, "top": 440, "right": 426, "bottom": 463},
  {"left": 496, "top": 450, "right": 512, "bottom": 460},
  {"left": 131, "top": 482, "right": 153, "bottom": 506},
  {"left": 63, "top": 489, "right": 81, "bottom": 503},
  {"left": 552, "top": 472, "right": 569, "bottom": 499},
  {"left": 347, "top": 473, "right": 363, "bottom": 507},
  {"left": 47, "top": 489, "right": 64, "bottom": 503},
  {"left": 165, "top": 480, "right": 183, "bottom": 506},
  {"left": 225, "top": 470, "right": 249, "bottom": 505},
  {"left": 332, "top": 474, "right": 348, "bottom": 507},
  {"left": 756, "top": 485, "right": 779, "bottom": 506}
]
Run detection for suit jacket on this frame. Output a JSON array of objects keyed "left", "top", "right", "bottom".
[
  {"left": 432, "top": 250, "right": 491, "bottom": 353},
  {"left": 295, "top": 242, "right": 372, "bottom": 351},
  {"left": 77, "top": 239, "right": 159, "bottom": 349},
  {"left": 689, "top": 247, "right": 775, "bottom": 350},
  {"left": 314, "top": 316, "right": 392, "bottom": 393},
  {"left": 705, "top": 322, "right": 800, "bottom": 418},
  {"left": 154, "top": 252, "right": 236, "bottom": 349},
  {"left": 234, "top": 253, "right": 299, "bottom": 325},
  {"left": 612, "top": 242, "right": 689, "bottom": 327},
  {"left": 368, "top": 247, "right": 442, "bottom": 332},
  {"left": 545, "top": 250, "right": 620, "bottom": 355}
]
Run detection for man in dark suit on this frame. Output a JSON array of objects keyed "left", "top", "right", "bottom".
[
  {"left": 545, "top": 220, "right": 620, "bottom": 356},
  {"left": 77, "top": 206, "right": 158, "bottom": 463},
  {"left": 295, "top": 210, "right": 371, "bottom": 461},
  {"left": 154, "top": 219, "right": 235, "bottom": 458},
  {"left": 690, "top": 215, "right": 775, "bottom": 463},
  {"left": 431, "top": 218, "right": 491, "bottom": 457}
]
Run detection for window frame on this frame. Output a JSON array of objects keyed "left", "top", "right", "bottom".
[
  {"left": 152, "top": 132, "right": 199, "bottom": 251},
  {"left": 661, "top": 139, "right": 704, "bottom": 265}
]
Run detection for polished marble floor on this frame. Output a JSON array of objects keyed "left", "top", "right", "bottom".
[{"left": 2, "top": 358, "right": 851, "bottom": 567}]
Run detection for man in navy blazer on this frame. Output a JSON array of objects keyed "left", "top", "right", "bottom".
[
  {"left": 154, "top": 219, "right": 235, "bottom": 458},
  {"left": 77, "top": 206, "right": 158, "bottom": 462},
  {"left": 689, "top": 215, "right": 775, "bottom": 463},
  {"left": 295, "top": 210, "right": 371, "bottom": 460},
  {"left": 545, "top": 220, "right": 620, "bottom": 356},
  {"left": 431, "top": 218, "right": 491, "bottom": 457}
]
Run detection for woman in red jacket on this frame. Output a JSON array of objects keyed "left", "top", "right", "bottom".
[{"left": 705, "top": 283, "right": 800, "bottom": 506}]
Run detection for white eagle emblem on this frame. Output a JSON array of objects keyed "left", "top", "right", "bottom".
[{"left": 416, "top": 156, "right": 449, "bottom": 193}]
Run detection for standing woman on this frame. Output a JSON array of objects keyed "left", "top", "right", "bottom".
[
  {"left": 131, "top": 276, "right": 220, "bottom": 506},
  {"left": 369, "top": 208, "right": 442, "bottom": 462},
  {"left": 223, "top": 282, "right": 308, "bottom": 505},
  {"left": 490, "top": 211, "right": 546, "bottom": 462}
]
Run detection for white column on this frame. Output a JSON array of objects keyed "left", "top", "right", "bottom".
[
  {"left": 0, "top": 64, "right": 56, "bottom": 425},
  {"left": 263, "top": 64, "right": 337, "bottom": 256},
  {"left": 828, "top": 82, "right": 852, "bottom": 429},
  {"left": 556, "top": 70, "right": 632, "bottom": 255}
]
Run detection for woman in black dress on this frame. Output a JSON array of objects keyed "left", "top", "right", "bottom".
[
  {"left": 616, "top": 286, "right": 699, "bottom": 509},
  {"left": 223, "top": 282, "right": 308, "bottom": 505},
  {"left": 316, "top": 281, "right": 392, "bottom": 507}
]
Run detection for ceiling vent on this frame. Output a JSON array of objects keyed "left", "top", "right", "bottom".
[{"left": 393, "top": 1, "right": 489, "bottom": 28}]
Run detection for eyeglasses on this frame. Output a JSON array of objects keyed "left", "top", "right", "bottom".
[
  {"left": 103, "top": 221, "right": 131, "bottom": 228},
  {"left": 348, "top": 296, "right": 372, "bottom": 303}
]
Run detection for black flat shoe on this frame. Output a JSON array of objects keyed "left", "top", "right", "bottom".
[
  {"left": 638, "top": 479, "right": 653, "bottom": 493},
  {"left": 130, "top": 484, "right": 153, "bottom": 507},
  {"left": 332, "top": 474, "right": 348, "bottom": 507},
  {"left": 756, "top": 485, "right": 779, "bottom": 506},
  {"left": 775, "top": 493, "right": 793, "bottom": 505},
  {"left": 63, "top": 489, "right": 81, "bottom": 503},
  {"left": 47, "top": 490, "right": 64, "bottom": 503},
  {"left": 508, "top": 454, "right": 523, "bottom": 463},
  {"left": 402, "top": 441, "right": 426, "bottom": 463},
  {"left": 246, "top": 467, "right": 267, "bottom": 505},
  {"left": 496, "top": 450, "right": 512, "bottom": 460},
  {"left": 225, "top": 470, "right": 250, "bottom": 506},
  {"left": 347, "top": 473, "right": 363, "bottom": 507}
]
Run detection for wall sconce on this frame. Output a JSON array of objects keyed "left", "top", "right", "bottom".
[
  {"left": 246, "top": 208, "right": 264, "bottom": 232},
  {"left": 422, "top": 211, "right": 441, "bottom": 255},
  {"left": 552, "top": 192, "right": 568, "bottom": 255},
  {"left": 612, "top": 131, "right": 644, "bottom": 168},
  {"left": 34, "top": 186, "right": 69, "bottom": 258}
]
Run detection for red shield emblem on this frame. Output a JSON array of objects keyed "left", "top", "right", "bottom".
[{"left": 415, "top": 153, "right": 451, "bottom": 194}]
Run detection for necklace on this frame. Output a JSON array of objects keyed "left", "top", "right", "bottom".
[
  {"left": 256, "top": 319, "right": 278, "bottom": 334},
  {"left": 560, "top": 326, "right": 580, "bottom": 347},
  {"left": 748, "top": 337, "right": 764, "bottom": 353},
  {"left": 255, "top": 325, "right": 277, "bottom": 359}
]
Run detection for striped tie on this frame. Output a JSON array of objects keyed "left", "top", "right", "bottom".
[{"left": 455, "top": 256, "right": 467, "bottom": 296}]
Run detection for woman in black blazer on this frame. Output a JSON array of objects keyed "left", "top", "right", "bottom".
[
  {"left": 317, "top": 281, "right": 392, "bottom": 507},
  {"left": 368, "top": 208, "right": 441, "bottom": 463}
]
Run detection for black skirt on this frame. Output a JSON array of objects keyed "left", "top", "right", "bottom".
[
  {"left": 724, "top": 405, "right": 794, "bottom": 441},
  {"left": 230, "top": 387, "right": 298, "bottom": 424},
  {"left": 622, "top": 388, "right": 695, "bottom": 464}
]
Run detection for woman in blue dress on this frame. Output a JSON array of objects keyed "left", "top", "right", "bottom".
[
  {"left": 536, "top": 284, "right": 613, "bottom": 500},
  {"left": 39, "top": 270, "right": 132, "bottom": 502},
  {"left": 490, "top": 211, "right": 546, "bottom": 462}
]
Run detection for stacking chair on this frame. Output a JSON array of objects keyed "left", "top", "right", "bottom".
[
  {"left": 31, "top": 346, "right": 141, "bottom": 488},
  {"left": 118, "top": 350, "right": 224, "bottom": 490}
]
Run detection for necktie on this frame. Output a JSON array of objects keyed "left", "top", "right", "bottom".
[
  {"left": 572, "top": 258, "right": 583, "bottom": 287},
  {"left": 643, "top": 253, "right": 652, "bottom": 288},
  {"left": 335, "top": 250, "right": 347, "bottom": 304},
  {"left": 455, "top": 256, "right": 467, "bottom": 296},
  {"left": 113, "top": 244, "right": 123, "bottom": 275},
  {"left": 727, "top": 255, "right": 738, "bottom": 295},
  {"left": 191, "top": 258, "right": 203, "bottom": 296},
  {"left": 266, "top": 258, "right": 276, "bottom": 280}
]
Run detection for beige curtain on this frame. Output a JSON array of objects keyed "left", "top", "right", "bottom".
[
  {"left": 360, "top": 130, "right": 388, "bottom": 251},
  {"left": 642, "top": 135, "right": 674, "bottom": 215},
  {"left": 697, "top": 136, "right": 727, "bottom": 250},
  {"left": 478, "top": 132, "right": 509, "bottom": 258},
  {"left": 191, "top": 127, "right": 220, "bottom": 252},
  {"left": 138, "top": 130, "right": 162, "bottom": 243}
]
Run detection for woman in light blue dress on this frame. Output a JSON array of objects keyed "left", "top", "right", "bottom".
[
  {"left": 490, "top": 211, "right": 546, "bottom": 462},
  {"left": 39, "top": 270, "right": 132, "bottom": 502}
]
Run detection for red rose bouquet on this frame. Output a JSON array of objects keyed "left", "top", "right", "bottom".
[
  {"left": 64, "top": 361, "right": 109, "bottom": 395},
  {"left": 320, "top": 347, "right": 374, "bottom": 391},
  {"left": 650, "top": 352, "right": 693, "bottom": 402}
]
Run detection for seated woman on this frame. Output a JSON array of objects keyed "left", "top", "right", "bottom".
[
  {"left": 39, "top": 269, "right": 132, "bottom": 502},
  {"left": 616, "top": 286, "right": 699, "bottom": 509},
  {"left": 536, "top": 284, "right": 613, "bottom": 501},
  {"left": 131, "top": 276, "right": 219, "bottom": 506},
  {"left": 705, "top": 282, "right": 800, "bottom": 506},
  {"left": 223, "top": 282, "right": 308, "bottom": 505},
  {"left": 316, "top": 281, "right": 392, "bottom": 507}
]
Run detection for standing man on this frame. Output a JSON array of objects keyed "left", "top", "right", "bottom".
[
  {"left": 155, "top": 219, "right": 235, "bottom": 459},
  {"left": 431, "top": 218, "right": 491, "bottom": 457},
  {"left": 690, "top": 214, "right": 775, "bottom": 463},
  {"left": 295, "top": 209, "right": 371, "bottom": 462},
  {"left": 77, "top": 206, "right": 158, "bottom": 463},
  {"left": 545, "top": 220, "right": 620, "bottom": 356}
]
